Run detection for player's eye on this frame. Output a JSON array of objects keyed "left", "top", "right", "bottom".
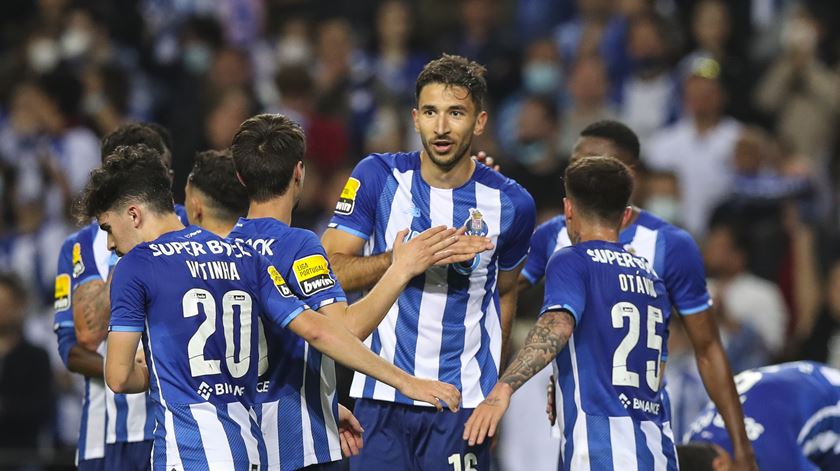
[
  {"left": 423, "top": 109, "right": 436, "bottom": 117},
  {"left": 450, "top": 110, "right": 464, "bottom": 117}
]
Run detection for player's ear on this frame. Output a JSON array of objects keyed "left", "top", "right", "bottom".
[
  {"left": 563, "top": 197, "right": 573, "bottom": 220},
  {"left": 127, "top": 205, "right": 142, "bottom": 229},
  {"left": 411, "top": 108, "right": 420, "bottom": 132},
  {"left": 621, "top": 206, "right": 633, "bottom": 228},
  {"left": 235, "top": 171, "right": 246, "bottom": 188},
  {"left": 473, "top": 110, "right": 488, "bottom": 136}
]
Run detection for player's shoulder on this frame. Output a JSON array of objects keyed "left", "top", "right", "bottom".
[
  {"left": 59, "top": 229, "right": 81, "bottom": 254},
  {"left": 547, "top": 244, "right": 588, "bottom": 271},
  {"left": 474, "top": 164, "right": 534, "bottom": 207},
  {"left": 356, "top": 151, "right": 419, "bottom": 175},
  {"left": 637, "top": 210, "right": 698, "bottom": 250},
  {"left": 535, "top": 214, "right": 567, "bottom": 235}
]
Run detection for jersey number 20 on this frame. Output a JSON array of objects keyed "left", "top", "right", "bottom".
[
  {"left": 611, "top": 302, "right": 663, "bottom": 391},
  {"left": 182, "top": 288, "right": 268, "bottom": 379}
]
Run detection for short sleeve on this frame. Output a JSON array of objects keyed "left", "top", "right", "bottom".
[
  {"left": 540, "top": 248, "right": 587, "bottom": 326},
  {"left": 521, "top": 219, "right": 561, "bottom": 285},
  {"left": 72, "top": 228, "right": 104, "bottom": 289},
  {"left": 54, "top": 326, "right": 77, "bottom": 368},
  {"left": 108, "top": 251, "right": 148, "bottom": 332},
  {"left": 253, "top": 254, "right": 308, "bottom": 329},
  {"left": 286, "top": 231, "right": 347, "bottom": 310},
  {"left": 327, "top": 155, "right": 387, "bottom": 240},
  {"left": 54, "top": 236, "right": 75, "bottom": 324},
  {"left": 662, "top": 229, "right": 712, "bottom": 315},
  {"left": 497, "top": 185, "right": 536, "bottom": 271}
]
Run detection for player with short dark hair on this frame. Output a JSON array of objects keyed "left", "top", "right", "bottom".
[
  {"left": 322, "top": 54, "right": 535, "bottom": 471},
  {"left": 81, "top": 144, "right": 460, "bottom": 470},
  {"left": 465, "top": 155, "right": 680, "bottom": 468},
  {"left": 226, "top": 112, "right": 480, "bottom": 470},
  {"left": 184, "top": 149, "right": 248, "bottom": 237},
  {"left": 517, "top": 120, "right": 756, "bottom": 470},
  {"left": 682, "top": 362, "right": 840, "bottom": 471}
]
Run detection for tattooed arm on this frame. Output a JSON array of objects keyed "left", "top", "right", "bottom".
[
  {"left": 463, "top": 310, "right": 575, "bottom": 445},
  {"left": 73, "top": 279, "right": 111, "bottom": 352}
]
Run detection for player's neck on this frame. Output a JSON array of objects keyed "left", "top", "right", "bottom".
[
  {"left": 144, "top": 213, "right": 186, "bottom": 241},
  {"left": 419, "top": 150, "right": 475, "bottom": 189},
  {"left": 201, "top": 218, "right": 236, "bottom": 238},
  {"left": 576, "top": 224, "right": 620, "bottom": 244},
  {"left": 247, "top": 196, "right": 293, "bottom": 225},
  {"left": 621, "top": 206, "right": 641, "bottom": 230}
]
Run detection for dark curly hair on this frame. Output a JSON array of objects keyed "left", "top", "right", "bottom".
[
  {"left": 76, "top": 144, "right": 174, "bottom": 223},
  {"left": 188, "top": 149, "right": 249, "bottom": 219},
  {"left": 415, "top": 54, "right": 488, "bottom": 111}
]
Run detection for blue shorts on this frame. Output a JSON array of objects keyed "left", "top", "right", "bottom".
[
  {"left": 77, "top": 457, "right": 104, "bottom": 471},
  {"left": 104, "top": 440, "right": 152, "bottom": 471},
  {"left": 349, "top": 399, "right": 490, "bottom": 471}
]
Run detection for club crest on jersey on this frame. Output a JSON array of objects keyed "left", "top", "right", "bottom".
[
  {"left": 267, "top": 266, "right": 293, "bottom": 297},
  {"left": 293, "top": 254, "right": 336, "bottom": 297},
  {"left": 54, "top": 274, "right": 71, "bottom": 311},
  {"left": 335, "top": 177, "right": 360, "bottom": 216},
  {"left": 72, "top": 242, "right": 84, "bottom": 278},
  {"left": 463, "top": 208, "right": 489, "bottom": 237}
]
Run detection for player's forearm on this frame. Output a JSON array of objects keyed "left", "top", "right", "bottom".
[
  {"left": 344, "top": 264, "right": 411, "bottom": 338},
  {"left": 695, "top": 339, "right": 754, "bottom": 460},
  {"left": 499, "top": 288, "right": 519, "bottom": 369},
  {"left": 67, "top": 345, "right": 104, "bottom": 378},
  {"left": 328, "top": 252, "right": 392, "bottom": 292},
  {"left": 73, "top": 280, "right": 110, "bottom": 351},
  {"left": 499, "top": 311, "right": 573, "bottom": 393},
  {"left": 295, "top": 311, "right": 409, "bottom": 392}
]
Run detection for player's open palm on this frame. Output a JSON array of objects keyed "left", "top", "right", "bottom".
[
  {"left": 400, "top": 376, "right": 461, "bottom": 412},
  {"left": 463, "top": 389, "right": 510, "bottom": 446},
  {"left": 433, "top": 226, "right": 494, "bottom": 266},
  {"left": 392, "top": 226, "right": 460, "bottom": 277}
]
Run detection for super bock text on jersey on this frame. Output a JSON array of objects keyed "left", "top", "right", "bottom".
[
  {"left": 229, "top": 217, "right": 346, "bottom": 470},
  {"left": 542, "top": 241, "right": 678, "bottom": 470},
  {"left": 108, "top": 226, "right": 307, "bottom": 470}
]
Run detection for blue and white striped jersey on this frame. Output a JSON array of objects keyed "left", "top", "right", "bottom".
[
  {"left": 109, "top": 226, "right": 307, "bottom": 470},
  {"left": 229, "top": 218, "right": 345, "bottom": 470},
  {"left": 329, "top": 152, "right": 536, "bottom": 408},
  {"left": 542, "top": 241, "right": 678, "bottom": 470},
  {"left": 523, "top": 211, "right": 712, "bottom": 317},
  {"left": 54, "top": 231, "right": 106, "bottom": 463},
  {"left": 73, "top": 222, "right": 156, "bottom": 445},
  {"left": 686, "top": 362, "right": 840, "bottom": 471}
]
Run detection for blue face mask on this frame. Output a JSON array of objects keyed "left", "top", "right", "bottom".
[
  {"left": 183, "top": 43, "right": 212, "bottom": 74},
  {"left": 523, "top": 62, "right": 562, "bottom": 95}
]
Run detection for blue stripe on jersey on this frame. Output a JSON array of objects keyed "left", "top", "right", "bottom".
[
  {"left": 114, "top": 395, "right": 129, "bottom": 441},
  {"left": 477, "top": 256, "right": 499, "bottom": 397},
  {"left": 634, "top": 423, "right": 655, "bottom": 470},
  {"left": 144, "top": 405, "right": 156, "bottom": 439},
  {"left": 251, "top": 410, "right": 268, "bottom": 468},
  {"left": 278, "top": 350, "right": 305, "bottom": 470},
  {"left": 79, "top": 380, "right": 91, "bottom": 458},
  {"left": 217, "top": 406, "right": 249, "bottom": 466},
  {"left": 663, "top": 427, "right": 678, "bottom": 471},
  {"left": 363, "top": 330, "right": 382, "bottom": 397},
  {"left": 373, "top": 172, "right": 400, "bottom": 253},
  {"left": 172, "top": 410, "right": 209, "bottom": 471},
  {"left": 558, "top": 349, "right": 577, "bottom": 470},
  {"left": 653, "top": 231, "right": 666, "bottom": 278},
  {"left": 331, "top": 224, "right": 367, "bottom": 240},
  {"left": 438, "top": 182, "right": 477, "bottom": 392},
  {"left": 392, "top": 172, "right": 430, "bottom": 403},
  {"left": 587, "top": 415, "right": 613, "bottom": 469},
  {"left": 305, "top": 348, "right": 332, "bottom": 463}
]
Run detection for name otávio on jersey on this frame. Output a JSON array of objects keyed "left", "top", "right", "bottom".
[{"left": 587, "top": 248, "right": 659, "bottom": 299}]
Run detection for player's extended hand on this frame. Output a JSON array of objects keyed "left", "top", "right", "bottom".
[
  {"left": 463, "top": 383, "right": 512, "bottom": 446},
  {"left": 392, "top": 226, "right": 461, "bottom": 277},
  {"left": 399, "top": 376, "right": 461, "bottom": 412},
  {"left": 337, "top": 404, "right": 364, "bottom": 457},
  {"left": 433, "top": 227, "right": 494, "bottom": 266},
  {"left": 472, "top": 151, "right": 501, "bottom": 172},
  {"left": 546, "top": 374, "right": 557, "bottom": 426}
]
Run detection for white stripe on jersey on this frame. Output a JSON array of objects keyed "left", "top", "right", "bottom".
[
  {"left": 190, "top": 403, "right": 234, "bottom": 465},
  {"left": 228, "top": 402, "right": 261, "bottom": 466},
  {"left": 412, "top": 187, "right": 452, "bottom": 405},
  {"left": 478, "top": 183, "right": 503, "bottom": 376},
  {"left": 568, "top": 336, "right": 590, "bottom": 471},
  {"left": 260, "top": 401, "right": 280, "bottom": 469},
  {"left": 609, "top": 417, "right": 638, "bottom": 468},
  {"left": 300, "top": 344, "right": 317, "bottom": 466},
  {"left": 81, "top": 378, "right": 107, "bottom": 460},
  {"left": 798, "top": 400, "right": 840, "bottom": 444},
  {"left": 630, "top": 226, "right": 658, "bottom": 274},
  {"left": 125, "top": 393, "right": 148, "bottom": 442},
  {"left": 553, "top": 226, "right": 572, "bottom": 254},
  {"left": 146, "top": 319, "right": 183, "bottom": 469},
  {"left": 93, "top": 228, "right": 110, "bottom": 279},
  {"left": 367, "top": 168, "right": 416, "bottom": 402},
  {"left": 641, "top": 420, "right": 667, "bottom": 471},
  {"left": 319, "top": 357, "right": 342, "bottom": 461}
]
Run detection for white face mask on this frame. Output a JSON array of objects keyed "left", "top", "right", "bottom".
[
  {"left": 28, "top": 39, "right": 60, "bottom": 73},
  {"left": 60, "top": 28, "right": 92, "bottom": 58},
  {"left": 645, "top": 196, "right": 681, "bottom": 225}
]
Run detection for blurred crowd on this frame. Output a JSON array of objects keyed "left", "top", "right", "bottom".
[{"left": 0, "top": 0, "right": 839, "bottom": 468}]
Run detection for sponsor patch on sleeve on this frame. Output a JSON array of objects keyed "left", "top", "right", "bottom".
[
  {"left": 293, "top": 254, "right": 336, "bottom": 297},
  {"left": 335, "top": 177, "right": 360, "bottom": 216},
  {"left": 268, "top": 266, "right": 293, "bottom": 297},
  {"left": 72, "top": 242, "right": 84, "bottom": 278},
  {"left": 54, "top": 274, "right": 71, "bottom": 311}
]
